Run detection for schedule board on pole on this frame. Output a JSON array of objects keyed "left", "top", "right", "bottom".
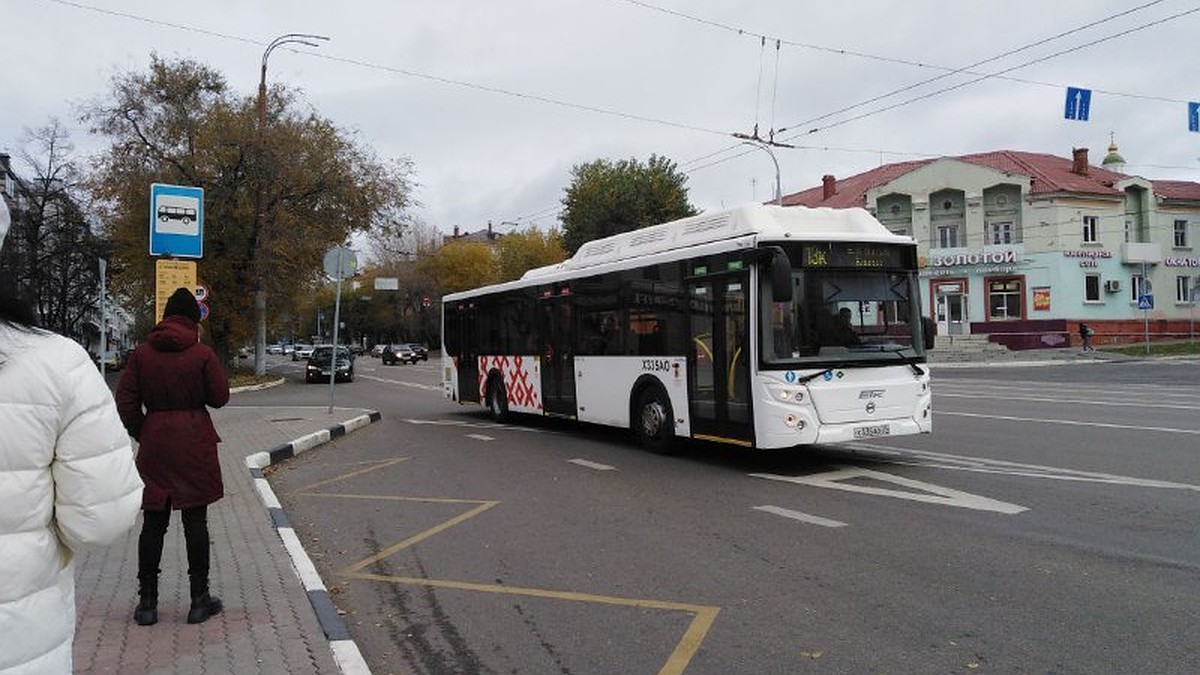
[{"left": 155, "top": 259, "right": 198, "bottom": 323}]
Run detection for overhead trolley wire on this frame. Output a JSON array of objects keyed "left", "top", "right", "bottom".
[
  {"left": 777, "top": 4, "right": 1200, "bottom": 141},
  {"left": 674, "top": 1, "right": 1198, "bottom": 176}
]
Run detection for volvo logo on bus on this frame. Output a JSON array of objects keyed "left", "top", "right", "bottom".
[{"left": 859, "top": 389, "right": 885, "bottom": 399}]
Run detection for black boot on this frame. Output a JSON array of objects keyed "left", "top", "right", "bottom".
[
  {"left": 133, "top": 577, "right": 158, "bottom": 626},
  {"left": 186, "top": 593, "right": 223, "bottom": 624}
]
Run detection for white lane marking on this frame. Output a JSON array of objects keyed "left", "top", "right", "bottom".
[
  {"left": 934, "top": 392, "right": 1200, "bottom": 411},
  {"left": 751, "top": 467, "right": 1027, "bottom": 515},
  {"left": 848, "top": 443, "right": 1200, "bottom": 492},
  {"left": 937, "top": 410, "right": 1200, "bottom": 435},
  {"left": 936, "top": 381, "right": 1200, "bottom": 396},
  {"left": 360, "top": 374, "right": 441, "bottom": 391},
  {"left": 568, "top": 458, "right": 617, "bottom": 471},
  {"left": 467, "top": 433, "right": 494, "bottom": 441},
  {"left": 753, "top": 505, "right": 847, "bottom": 528},
  {"left": 404, "top": 418, "right": 545, "bottom": 433}
]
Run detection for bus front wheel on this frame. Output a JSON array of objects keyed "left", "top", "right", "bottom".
[
  {"left": 634, "top": 387, "right": 675, "bottom": 454},
  {"left": 487, "top": 378, "right": 509, "bottom": 423}
]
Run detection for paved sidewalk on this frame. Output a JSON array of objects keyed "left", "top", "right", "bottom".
[{"left": 73, "top": 402, "right": 380, "bottom": 675}]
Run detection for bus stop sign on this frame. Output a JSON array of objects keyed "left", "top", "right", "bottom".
[{"left": 149, "top": 183, "right": 204, "bottom": 258}]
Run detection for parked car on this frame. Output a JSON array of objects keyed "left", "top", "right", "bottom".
[
  {"left": 292, "top": 344, "right": 315, "bottom": 361},
  {"left": 381, "top": 343, "right": 418, "bottom": 365},
  {"left": 305, "top": 345, "right": 354, "bottom": 383},
  {"left": 93, "top": 349, "right": 126, "bottom": 371},
  {"left": 410, "top": 343, "right": 429, "bottom": 361},
  {"left": 266, "top": 343, "right": 284, "bottom": 355}
]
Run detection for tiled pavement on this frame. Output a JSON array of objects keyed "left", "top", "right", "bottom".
[{"left": 72, "top": 403, "right": 380, "bottom": 675}]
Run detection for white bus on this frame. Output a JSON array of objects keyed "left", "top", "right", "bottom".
[{"left": 442, "top": 204, "right": 933, "bottom": 452}]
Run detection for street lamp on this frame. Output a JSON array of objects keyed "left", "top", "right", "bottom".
[{"left": 253, "top": 33, "right": 329, "bottom": 376}]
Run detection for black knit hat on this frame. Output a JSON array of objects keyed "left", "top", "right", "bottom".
[{"left": 163, "top": 287, "right": 201, "bottom": 323}]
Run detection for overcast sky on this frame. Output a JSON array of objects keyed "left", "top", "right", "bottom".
[{"left": 3, "top": 0, "right": 1198, "bottom": 237}]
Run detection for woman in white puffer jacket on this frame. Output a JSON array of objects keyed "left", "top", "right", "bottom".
[{"left": 0, "top": 199, "right": 143, "bottom": 674}]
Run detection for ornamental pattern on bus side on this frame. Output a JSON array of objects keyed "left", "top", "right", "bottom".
[{"left": 478, "top": 355, "right": 542, "bottom": 413}]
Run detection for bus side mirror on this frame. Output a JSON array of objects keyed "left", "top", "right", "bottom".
[
  {"left": 922, "top": 316, "right": 937, "bottom": 350},
  {"left": 753, "top": 247, "right": 792, "bottom": 303}
]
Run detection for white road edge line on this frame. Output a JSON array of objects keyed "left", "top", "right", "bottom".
[
  {"left": 568, "top": 458, "right": 617, "bottom": 471},
  {"left": 937, "top": 410, "right": 1200, "bottom": 435},
  {"left": 753, "top": 505, "right": 848, "bottom": 528},
  {"left": 467, "top": 433, "right": 494, "bottom": 441}
]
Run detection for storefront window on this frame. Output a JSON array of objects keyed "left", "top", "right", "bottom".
[{"left": 988, "top": 278, "right": 1023, "bottom": 320}]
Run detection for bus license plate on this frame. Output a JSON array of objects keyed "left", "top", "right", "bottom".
[{"left": 853, "top": 424, "right": 890, "bottom": 439}]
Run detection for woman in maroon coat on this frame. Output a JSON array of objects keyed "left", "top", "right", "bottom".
[{"left": 117, "top": 287, "right": 230, "bottom": 626}]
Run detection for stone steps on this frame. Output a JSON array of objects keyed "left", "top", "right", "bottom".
[{"left": 929, "top": 334, "right": 1019, "bottom": 362}]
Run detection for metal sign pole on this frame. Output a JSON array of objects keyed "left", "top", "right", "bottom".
[
  {"left": 99, "top": 258, "right": 107, "bottom": 376},
  {"left": 1142, "top": 261, "right": 1150, "bottom": 354},
  {"left": 328, "top": 247, "right": 344, "bottom": 414}
]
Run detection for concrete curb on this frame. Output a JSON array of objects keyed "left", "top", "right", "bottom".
[
  {"left": 244, "top": 410, "right": 383, "bottom": 675},
  {"left": 230, "top": 377, "right": 287, "bottom": 394}
]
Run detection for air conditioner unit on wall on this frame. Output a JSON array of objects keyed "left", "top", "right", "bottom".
[{"left": 1103, "top": 279, "right": 1121, "bottom": 292}]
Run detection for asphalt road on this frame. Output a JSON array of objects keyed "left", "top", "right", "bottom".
[{"left": 250, "top": 354, "right": 1199, "bottom": 675}]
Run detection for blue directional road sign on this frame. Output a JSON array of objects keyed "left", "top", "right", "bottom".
[
  {"left": 1065, "top": 87, "right": 1092, "bottom": 121},
  {"left": 1189, "top": 102, "right": 1199, "bottom": 133},
  {"left": 1137, "top": 294, "right": 1154, "bottom": 310},
  {"left": 149, "top": 183, "right": 204, "bottom": 258}
]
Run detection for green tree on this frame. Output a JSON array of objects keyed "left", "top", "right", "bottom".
[
  {"left": 82, "top": 54, "right": 412, "bottom": 365},
  {"left": 495, "top": 227, "right": 566, "bottom": 282},
  {"left": 560, "top": 154, "right": 697, "bottom": 254}
]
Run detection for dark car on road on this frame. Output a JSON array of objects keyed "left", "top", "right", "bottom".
[
  {"left": 410, "top": 343, "right": 429, "bottom": 361},
  {"left": 305, "top": 345, "right": 354, "bottom": 383},
  {"left": 381, "top": 343, "right": 418, "bottom": 365}
]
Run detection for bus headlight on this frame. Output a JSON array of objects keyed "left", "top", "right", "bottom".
[{"left": 770, "top": 386, "right": 805, "bottom": 403}]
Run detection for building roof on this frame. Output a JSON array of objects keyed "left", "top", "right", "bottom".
[
  {"left": 780, "top": 149, "right": 1196, "bottom": 208},
  {"left": 1152, "top": 180, "right": 1200, "bottom": 202}
]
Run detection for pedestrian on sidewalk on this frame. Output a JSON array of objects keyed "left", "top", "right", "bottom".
[
  {"left": 0, "top": 199, "right": 143, "bottom": 673},
  {"left": 116, "top": 288, "right": 230, "bottom": 626},
  {"left": 1079, "top": 322, "right": 1095, "bottom": 352}
]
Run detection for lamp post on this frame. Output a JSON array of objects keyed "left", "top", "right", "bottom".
[{"left": 252, "top": 33, "right": 329, "bottom": 376}]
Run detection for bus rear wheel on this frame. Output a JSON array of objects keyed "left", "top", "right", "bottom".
[
  {"left": 634, "top": 387, "right": 675, "bottom": 454},
  {"left": 487, "top": 378, "right": 509, "bottom": 423}
]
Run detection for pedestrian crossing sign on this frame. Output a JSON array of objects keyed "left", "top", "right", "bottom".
[{"left": 1137, "top": 294, "right": 1153, "bottom": 310}]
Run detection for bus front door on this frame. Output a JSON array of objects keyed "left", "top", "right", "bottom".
[
  {"left": 456, "top": 302, "right": 480, "bottom": 404},
  {"left": 688, "top": 273, "right": 752, "bottom": 446},
  {"left": 539, "top": 297, "right": 576, "bottom": 417}
]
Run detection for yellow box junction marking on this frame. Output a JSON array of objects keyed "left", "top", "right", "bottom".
[{"left": 288, "top": 457, "right": 720, "bottom": 675}]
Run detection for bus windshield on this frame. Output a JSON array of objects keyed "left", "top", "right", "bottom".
[{"left": 761, "top": 266, "right": 924, "bottom": 365}]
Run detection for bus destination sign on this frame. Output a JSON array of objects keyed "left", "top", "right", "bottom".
[{"left": 800, "top": 243, "right": 910, "bottom": 269}]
